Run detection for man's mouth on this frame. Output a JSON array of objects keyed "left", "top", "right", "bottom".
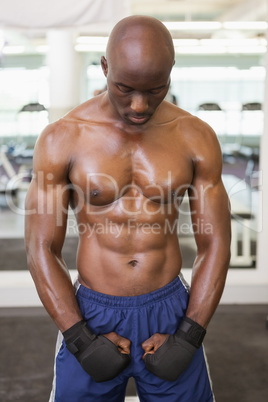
[{"left": 128, "top": 115, "right": 151, "bottom": 124}]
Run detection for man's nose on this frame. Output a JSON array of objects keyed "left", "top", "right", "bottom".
[{"left": 130, "top": 94, "right": 148, "bottom": 114}]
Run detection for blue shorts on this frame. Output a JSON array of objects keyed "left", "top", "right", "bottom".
[{"left": 49, "top": 275, "right": 214, "bottom": 402}]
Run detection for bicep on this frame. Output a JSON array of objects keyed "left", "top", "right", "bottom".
[
  {"left": 188, "top": 178, "right": 231, "bottom": 263},
  {"left": 25, "top": 128, "right": 71, "bottom": 255},
  {"left": 25, "top": 176, "right": 70, "bottom": 257},
  {"left": 188, "top": 135, "right": 231, "bottom": 250}
]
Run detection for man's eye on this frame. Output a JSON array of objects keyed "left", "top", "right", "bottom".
[
  {"left": 150, "top": 88, "right": 164, "bottom": 95},
  {"left": 117, "top": 86, "right": 132, "bottom": 93}
]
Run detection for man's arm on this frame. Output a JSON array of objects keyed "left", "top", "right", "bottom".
[
  {"left": 25, "top": 123, "right": 131, "bottom": 379},
  {"left": 141, "top": 121, "right": 231, "bottom": 381},
  {"left": 25, "top": 123, "right": 83, "bottom": 332},
  {"left": 186, "top": 123, "right": 231, "bottom": 328}
]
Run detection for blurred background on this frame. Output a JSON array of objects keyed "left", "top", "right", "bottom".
[
  {"left": 1, "top": 1, "right": 268, "bottom": 401},
  {"left": 1, "top": 0, "right": 267, "bottom": 301}
]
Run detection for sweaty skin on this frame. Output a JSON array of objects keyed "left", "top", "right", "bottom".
[{"left": 25, "top": 16, "right": 231, "bottom": 358}]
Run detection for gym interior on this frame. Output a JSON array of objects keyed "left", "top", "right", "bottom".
[{"left": 0, "top": 1, "right": 268, "bottom": 401}]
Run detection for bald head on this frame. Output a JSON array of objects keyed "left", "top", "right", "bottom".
[
  {"left": 106, "top": 15, "right": 175, "bottom": 73},
  {"left": 101, "top": 16, "right": 175, "bottom": 125}
]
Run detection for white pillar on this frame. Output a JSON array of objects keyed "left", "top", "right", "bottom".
[{"left": 46, "top": 30, "right": 80, "bottom": 123}]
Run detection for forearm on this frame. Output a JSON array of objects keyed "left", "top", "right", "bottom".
[
  {"left": 187, "top": 174, "right": 231, "bottom": 328},
  {"left": 27, "top": 247, "right": 83, "bottom": 332},
  {"left": 185, "top": 242, "right": 230, "bottom": 328}
]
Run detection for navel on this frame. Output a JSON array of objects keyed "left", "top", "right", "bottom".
[{"left": 128, "top": 259, "right": 139, "bottom": 267}]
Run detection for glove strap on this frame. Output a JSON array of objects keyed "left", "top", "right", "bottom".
[
  {"left": 63, "top": 320, "right": 96, "bottom": 355},
  {"left": 176, "top": 317, "right": 206, "bottom": 348}
]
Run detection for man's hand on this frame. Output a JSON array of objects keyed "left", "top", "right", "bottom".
[
  {"left": 103, "top": 331, "right": 131, "bottom": 354},
  {"left": 141, "top": 318, "right": 206, "bottom": 382},
  {"left": 63, "top": 321, "right": 131, "bottom": 382},
  {"left": 141, "top": 333, "right": 169, "bottom": 358}
]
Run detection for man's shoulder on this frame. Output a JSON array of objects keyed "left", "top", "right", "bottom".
[
  {"left": 36, "top": 118, "right": 74, "bottom": 147},
  {"left": 162, "top": 103, "right": 215, "bottom": 139},
  {"left": 38, "top": 97, "right": 101, "bottom": 141},
  {"left": 176, "top": 107, "right": 217, "bottom": 141},
  {"left": 64, "top": 96, "right": 100, "bottom": 123},
  {"left": 161, "top": 102, "right": 202, "bottom": 126},
  {"left": 165, "top": 104, "right": 221, "bottom": 162}
]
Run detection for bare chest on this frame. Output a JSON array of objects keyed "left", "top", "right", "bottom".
[{"left": 69, "top": 132, "right": 193, "bottom": 206}]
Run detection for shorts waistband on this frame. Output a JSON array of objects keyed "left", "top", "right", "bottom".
[{"left": 75, "top": 274, "right": 189, "bottom": 308}]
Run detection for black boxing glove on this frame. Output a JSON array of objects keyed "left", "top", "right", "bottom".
[
  {"left": 63, "top": 320, "right": 131, "bottom": 382},
  {"left": 144, "top": 317, "right": 206, "bottom": 381}
]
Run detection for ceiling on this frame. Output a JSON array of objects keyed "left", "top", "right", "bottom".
[
  {"left": 133, "top": 0, "right": 262, "bottom": 21},
  {"left": 131, "top": 0, "right": 268, "bottom": 44},
  {"left": 0, "top": 0, "right": 268, "bottom": 56}
]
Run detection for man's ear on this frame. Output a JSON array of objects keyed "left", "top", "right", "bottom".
[{"left": 101, "top": 56, "right": 108, "bottom": 77}]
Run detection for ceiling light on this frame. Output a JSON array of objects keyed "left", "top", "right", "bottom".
[
  {"left": 163, "top": 21, "right": 222, "bottom": 31},
  {"left": 227, "top": 46, "right": 266, "bottom": 54},
  {"left": 176, "top": 46, "right": 225, "bottom": 55},
  {"left": 223, "top": 21, "right": 268, "bottom": 30},
  {"left": 35, "top": 45, "right": 48, "bottom": 54},
  {"left": 200, "top": 38, "right": 266, "bottom": 47},
  {"left": 76, "top": 36, "right": 108, "bottom": 45},
  {"left": 75, "top": 36, "right": 108, "bottom": 52},
  {"left": 163, "top": 21, "right": 268, "bottom": 32},
  {"left": 75, "top": 44, "right": 107, "bottom": 52},
  {"left": 173, "top": 39, "right": 199, "bottom": 46},
  {"left": 174, "top": 37, "right": 267, "bottom": 55},
  {"left": 2, "top": 45, "right": 25, "bottom": 55}
]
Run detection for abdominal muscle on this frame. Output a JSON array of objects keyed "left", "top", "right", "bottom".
[{"left": 76, "top": 215, "right": 182, "bottom": 296}]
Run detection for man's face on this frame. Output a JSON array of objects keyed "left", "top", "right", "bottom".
[{"left": 101, "top": 52, "right": 172, "bottom": 126}]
